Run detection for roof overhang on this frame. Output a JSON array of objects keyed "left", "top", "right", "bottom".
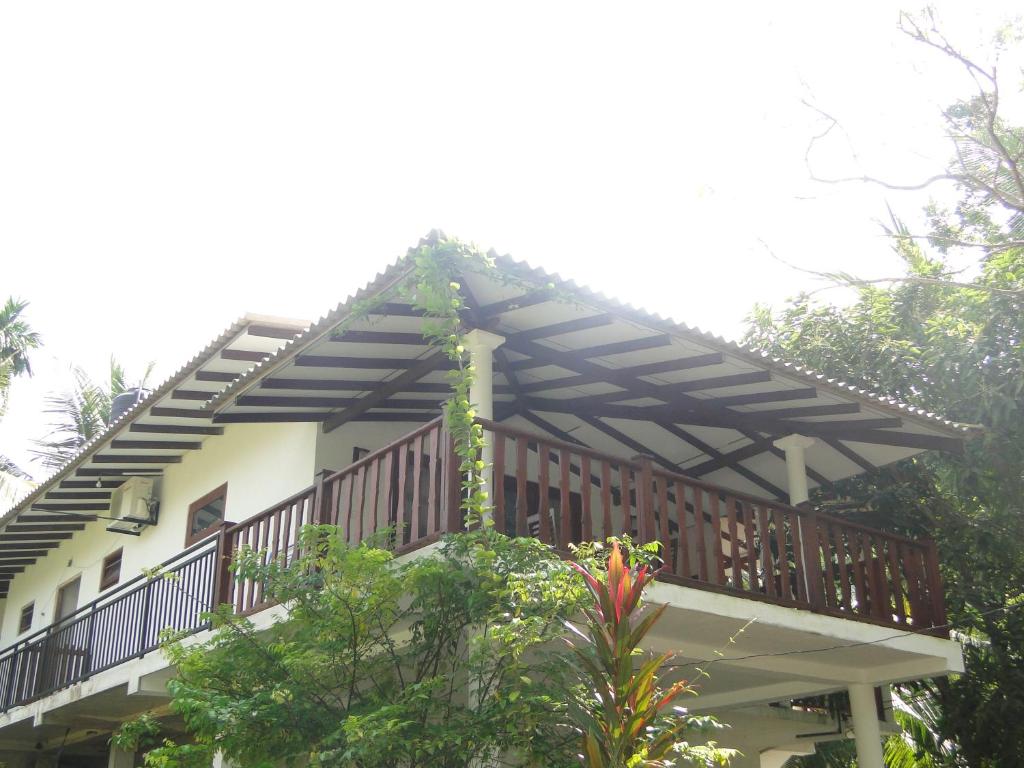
[{"left": 206, "top": 239, "right": 975, "bottom": 503}]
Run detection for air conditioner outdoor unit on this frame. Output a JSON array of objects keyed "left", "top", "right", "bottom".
[{"left": 106, "top": 476, "right": 158, "bottom": 536}]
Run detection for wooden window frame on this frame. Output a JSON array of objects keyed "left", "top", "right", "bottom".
[
  {"left": 18, "top": 602, "right": 33, "bottom": 634},
  {"left": 99, "top": 548, "right": 123, "bottom": 591},
  {"left": 185, "top": 483, "right": 228, "bottom": 546}
]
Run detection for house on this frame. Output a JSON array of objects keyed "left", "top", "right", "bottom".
[{"left": 0, "top": 235, "right": 968, "bottom": 768}]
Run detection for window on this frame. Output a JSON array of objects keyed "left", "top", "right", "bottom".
[
  {"left": 100, "top": 548, "right": 123, "bottom": 591},
  {"left": 55, "top": 576, "right": 81, "bottom": 623},
  {"left": 18, "top": 602, "right": 33, "bottom": 634},
  {"left": 186, "top": 483, "right": 228, "bottom": 545}
]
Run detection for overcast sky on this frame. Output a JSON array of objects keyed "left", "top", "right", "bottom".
[{"left": 1, "top": 1, "right": 1020, "bottom": 481}]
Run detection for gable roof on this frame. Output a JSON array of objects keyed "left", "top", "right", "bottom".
[
  {"left": 203, "top": 233, "right": 973, "bottom": 501},
  {"left": 0, "top": 314, "right": 307, "bottom": 593}
]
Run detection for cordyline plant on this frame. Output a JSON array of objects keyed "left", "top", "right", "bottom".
[{"left": 566, "top": 542, "right": 734, "bottom": 768}]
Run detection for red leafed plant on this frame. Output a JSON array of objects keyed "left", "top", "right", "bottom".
[{"left": 566, "top": 542, "right": 733, "bottom": 767}]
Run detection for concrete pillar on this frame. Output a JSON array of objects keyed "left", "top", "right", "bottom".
[
  {"left": 464, "top": 329, "right": 505, "bottom": 516},
  {"left": 771, "top": 434, "right": 816, "bottom": 506},
  {"left": 108, "top": 746, "right": 135, "bottom": 768},
  {"left": 848, "top": 683, "right": 885, "bottom": 768}
]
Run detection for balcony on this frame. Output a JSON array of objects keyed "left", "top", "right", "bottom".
[{"left": 0, "top": 418, "right": 945, "bottom": 712}]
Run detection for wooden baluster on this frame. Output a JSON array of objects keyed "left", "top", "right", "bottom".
[
  {"left": 515, "top": 437, "right": 529, "bottom": 536},
  {"left": 833, "top": 524, "right": 851, "bottom": 613},
  {"left": 380, "top": 450, "right": 394, "bottom": 539},
  {"left": 352, "top": 464, "right": 367, "bottom": 545},
  {"left": 600, "top": 461, "right": 613, "bottom": 539},
  {"left": 924, "top": 539, "right": 946, "bottom": 631},
  {"left": 873, "top": 535, "right": 892, "bottom": 622},
  {"left": 819, "top": 520, "right": 836, "bottom": 609},
  {"left": 657, "top": 474, "right": 672, "bottom": 571},
  {"left": 428, "top": 426, "right": 440, "bottom": 535},
  {"left": 758, "top": 505, "right": 774, "bottom": 597},
  {"left": 538, "top": 444, "right": 553, "bottom": 544},
  {"left": 788, "top": 510, "right": 807, "bottom": 603},
  {"left": 887, "top": 538, "right": 906, "bottom": 624},
  {"left": 410, "top": 435, "right": 423, "bottom": 541},
  {"left": 744, "top": 503, "right": 758, "bottom": 591},
  {"left": 560, "top": 448, "right": 572, "bottom": 547},
  {"left": 395, "top": 447, "right": 408, "bottom": 544},
  {"left": 708, "top": 491, "right": 723, "bottom": 585},
  {"left": 726, "top": 496, "right": 741, "bottom": 589},
  {"left": 800, "top": 509, "right": 825, "bottom": 610},
  {"left": 772, "top": 508, "right": 790, "bottom": 601},
  {"left": 674, "top": 481, "right": 691, "bottom": 580},
  {"left": 492, "top": 432, "right": 506, "bottom": 535},
  {"left": 580, "top": 454, "right": 593, "bottom": 541},
  {"left": 693, "top": 487, "right": 709, "bottom": 583},
  {"left": 212, "top": 522, "right": 235, "bottom": 608},
  {"left": 366, "top": 455, "right": 380, "bottom": 538},
  {"left": 849, "top": 531, "right": 868, "bottom": 616},
  {"left": 616, "top": 464, "right": 630, "bottom": 536},
  {"left": 445, "top": 431, "right": 462, "bottom": 533},
  {"left": 634, "top": 456, "right": 656, "bottom": 545},
  {"left": 902, "top": 543, "right": 924, "bottom": 626}
]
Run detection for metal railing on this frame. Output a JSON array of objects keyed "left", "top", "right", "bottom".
[{"left": 0, "top": 539, "right": 218, "bottom": 712}]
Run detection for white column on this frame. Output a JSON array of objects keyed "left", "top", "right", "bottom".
[
  {"left": 464, "top": 329, "right": 505, "bottom": 517},
  {"left": 848, "top": 683, "right": 885, "bottom": 768},
  {"left": 107, "top": 747, "right": 135, "bottom": 768},
  {"left": 771, "top": 434, "right": 816, "bottom": 505}
]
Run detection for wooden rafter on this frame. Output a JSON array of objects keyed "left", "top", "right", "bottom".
[{"left": 322, "top": 351, "right": 448, "bottom": 433}]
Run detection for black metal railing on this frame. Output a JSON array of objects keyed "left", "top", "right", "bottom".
[{"left": 0, "top": 538, "right": 218, "bottom": 711}]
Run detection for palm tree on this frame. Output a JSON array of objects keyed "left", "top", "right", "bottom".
[
  {"left": 31, "top": 357, "right": 155, "bottom": 472},
  {"left": 0, "top": 297, "right": 41, "bottom": 505},
  {"left": 0, "top": 297, "right": 42, "bottom": 419}
]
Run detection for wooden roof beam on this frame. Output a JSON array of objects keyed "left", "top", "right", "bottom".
[{"left": 323, "top": 351, "right": 448, "bottom": 433}]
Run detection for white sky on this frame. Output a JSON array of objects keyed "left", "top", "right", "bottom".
[{"left": 1, "top": 1, "right": 1020, "bottom": 479}]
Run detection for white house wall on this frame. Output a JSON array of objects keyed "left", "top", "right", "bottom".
[{"left": 0, "top": 421, "right": 318, "bottom": 646}]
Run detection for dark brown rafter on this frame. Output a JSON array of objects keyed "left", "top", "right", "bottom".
[
  {"left": 6, "top": 524, "right": 85, "bottom": 533},
  {"left": 544, "top": 370, "right": 773, "bottom": 403},
  {"left": 478, "top": 289, "right": 555, "bottom": 318},
  {"left": 745, "top": 403, "right": 860, "bottom": 419},
  {"left": 171, "top": 389, "right": 216, "bottom": 401},
  {"left": 221, "top": 349, "right": 268, "bottom": 362},
  {"left": 827, "top": 438, "right": 878, "bottom": 472},
  {"left": 17, "top": 515, "right": 98, "bottom": 523},
  {"left": 93, "top": 455, "right": 182, "bottom": 464},
  {"left": 295, "top": 355, "right": 458, "bottom": 370},
  {"left": 509, "top": 314, "right": 613, "bottom": 342},
  {"left": 75, "top": 469, "right": 162, "bottom": 477},
  {"left": 130, "top": 423, "right": 223, "bottom": 436},
  {"left": 517, "top": 353, "right": 730, "bottom": 394},
  {"left": 0, "top": 544, "right": 57, "bottom": 553},
  {"left": 687, "top": 439, "right": 777, "bottom": 477},
  {"left": 30, "top": 503, "right": 110, "bottom": 512},
  {"left": 195, "top": 370, "right": 238, "bottom": 383},
  {"left": 247, "top": 324, "right": 304, "bottom": 339},
  {"left": 323, "top": 351, "right": 448, "bottom": 433},
  {"left": 149, "top": 408, "right": 208, "bottom": 419},
  {"left": 508, "top": 336, "right": 688, "bottom": 372},
  {"left": 330, "top": 330, "right": 426, "bottom": 345},
  {"left": 42, "top": 491, "right": 112, "bottom": 500},
  {"left": 577, "top": 415, "right": 681, "bottom": 474},
  {"left": 110, "top": 440, "right": 201, "bottom": 450},
  {"left": 60, "top": 480, "right": 126, "bottom": 489},
  {"left": 658, "top": 423, "right": 788, "bottom": 500}
]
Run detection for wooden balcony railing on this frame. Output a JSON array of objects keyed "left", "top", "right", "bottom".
[{"left": 0, "top": 418, "right": 947, "bottom": 711}]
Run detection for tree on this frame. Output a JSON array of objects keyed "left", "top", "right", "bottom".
[
  {"left": 32, "top": 357, "right": 154, "bottom": 471},
  {"left": 121, "top": 527, "right": 588, "bottom": 768},
  {"left": 0, "top": 296, "right": 41, "bottom": 503},
  {"left": 746, "top": 15, "right": 1024, "bottom": 766}
]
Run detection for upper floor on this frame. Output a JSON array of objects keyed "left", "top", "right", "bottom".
[{"left": 0, "top": 239, "right": 971, "bottom": 716}]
